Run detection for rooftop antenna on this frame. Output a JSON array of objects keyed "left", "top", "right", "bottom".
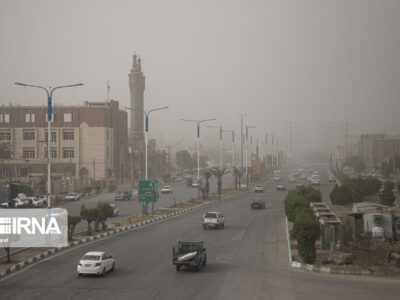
[{"left": 107, "top": 80, "right": 110, "bottom": 102}]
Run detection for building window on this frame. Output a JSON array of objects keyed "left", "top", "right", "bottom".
[
  {"left": 63, "top": 113, "right": 73, "bottom": 122},
  {"left": 0, "top": 131, "right": 11, "bottom": 141},
  {"left": 63, "top": 148, "right": 74, "bottom": 158},
  {"left": 23, "top": 148, "right": 35, "bottom": 159},
  {"left": 45, "top": 148, "right": 57, "bottom": 158},
  {"left": 23, "top": 130, "right": 35, "bottom": 141},
  {"left": 373, "top": 215, "right": 383, "bottom": 227},
  {"left": 25, "top": 113, "right": 35, "bottom": 123},
  {"left": 0, "top": 114, "right": 10, "bottom": 123},
  {"left": 63, "top": 130, "right": 74, "bottom": 140},
  {"left": 45, "top": 113, "right": 55, "bottom": 122},
  {"left": 45, "top": 131, "right": 57, "bottom": 142}
]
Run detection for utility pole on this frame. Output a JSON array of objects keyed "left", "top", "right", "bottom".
[{"left": 239, "top": 114, "right": 246, "bottom": 175}]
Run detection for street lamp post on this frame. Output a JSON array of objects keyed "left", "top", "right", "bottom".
[
  {"left": 223, "top": 129, "right": 235, "bottom": 184},
  {"left": 15, "top": 82, "right": 83, "bottom": 210},
  {"left": 207, "top": 125, "right": 223, "bottom": 169},
  {"left": 245, "top": 125, "right": 255, "bottom": 190},
  {"left": 126, "top": 106, "right": 169, "bottom": 215},
  {"left": 182, "top": 118, "right": 216, "bottom": 199}
]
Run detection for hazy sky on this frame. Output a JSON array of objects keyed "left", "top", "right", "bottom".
[{"left": 1, "top": 0, "right": 400, "bottom": 151}]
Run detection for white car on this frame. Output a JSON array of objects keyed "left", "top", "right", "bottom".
[
  {"left": 77, "top": 251, "right": 115, "bottom": 276},
  {"left": 110, "top": 203, "right": 119, "bottom": 217},
  {"left": 192, "top": 181, "right": 200, "bottom": 188},
  {"left": 203, "top": 211, "right": 225, "bottom": 229},
  {"left": 28, "top": 196, "right": 47, "bottom": 208},
  {"left": 64, "top": 192, "right": 80, "bottom": 201},
  {"left": 161, "top": 185, "right": 173, "bottom": 194},
  {"left": 276, "top": 185, "right": 286, "bottom": 191},
  {"left": 1, "top": 193, "right": 30, "bottom": 208},
  {"left": 254, "top": 186, "right": 265, "bottom": 193},
  {"left": 273, "top": 176, "right": 281, "bottom": 181}
]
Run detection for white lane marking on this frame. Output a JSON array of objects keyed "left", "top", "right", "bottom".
[{"left": 231, "top": 230, "right": 245, "bottom": 241}]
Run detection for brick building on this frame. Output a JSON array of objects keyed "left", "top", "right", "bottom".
[{"left": 0, "top": 100, "right": 128, "bottom": 192}]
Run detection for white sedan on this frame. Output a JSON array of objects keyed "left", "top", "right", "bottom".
[
  {"left": 161, "top": 185, "right": 173, "bottom": 194},
  {"left": 64, "top": 192, "right": 80, "bottom": 201},
  {"left": 77, "top": 251, "right": 115, "bottom": 276}
]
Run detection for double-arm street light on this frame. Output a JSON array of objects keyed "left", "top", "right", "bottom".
[
  {"left": 181, "top": 118, "right": 216, "bottom": 199},
  {"left": 126, "top": 106, "right": 169, "bottom": 180},
  {"left": 126, "top": 106, "right": 169, "bottom": 215},
  {"left": 207, "top": 125, "right": 223, "bottom": 169},
  {"left": 15, "top": 82, "right": 83, "bottom": 210},
  {"left": 245, "top": 125, "right": 256, "bottom": 190}
]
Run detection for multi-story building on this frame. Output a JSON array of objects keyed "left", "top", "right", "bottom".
[
  {"left": 371, "top": 138, "right": 400, "bottom": 166},
  {"left": 0, "top": 100, "right": 128, "bottom": 192}
]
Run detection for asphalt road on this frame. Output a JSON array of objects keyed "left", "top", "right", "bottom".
[{"left": 1, "top": 167, "right": 399, "bottom": 300}]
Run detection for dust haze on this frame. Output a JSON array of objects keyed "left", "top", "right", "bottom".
[{"left": 1, "top": 0, "right": 399, "bottom": 151}]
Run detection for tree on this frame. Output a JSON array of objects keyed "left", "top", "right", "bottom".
[
  {"left": 176, "top": 150, "right": 194, "bottom": 170},
  {"left": 284, "top": 194, "right": 309, "bottom": 222},
  {"left": 382, "top": 181, "right": 396, "bottom": 206},
  {"left": 201, "top": 169, "right": 212, "bottom": 199},
  {"left": 292, "top": 212, "right": 320, "bottom": 264},
  {"left": 68, "top": 215, "right": 82, "bottom": 241},
  {"left": 80, "top": 205, "right": 97, "bottom": 235},
  {"left": 330, "top": 184, "right": 352, "bottom": 205},
  {"left": 96, "top": 202, "right": 114, "bottom": 230},
  {"left": 233, "top": 167, "right": 243, "bottom": 190},
  {"left": 343, "top": 155, "right": 366, "bottom": 173},
  {"left": 211, "top": 167, "right": 226, "bottom": 195},
  {"left": 298, "top": 186, "right": 322, "bottom": 203}
]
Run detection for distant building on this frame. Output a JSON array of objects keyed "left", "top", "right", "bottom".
[{"left": 0, "top": 100, "right": 128, "bottom": 192}]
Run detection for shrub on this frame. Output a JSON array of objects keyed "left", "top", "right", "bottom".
[
  {"left": 285, "top": 194, "right": 309, "bottom": 222},
  {"left": 67, "top": 215, "right": 81, "bottom": 240},
  {"left": 96, "top": 202, "right": 114, "bottom": 230},
  {"left": 80, "top": 206, "right": 97, "bottom": 235},
  {"left": 382, "top": 181, "right": 396, "bottom": 206},
  {"left": 292, "top": 212, "right": 320, "bottom": 264}
]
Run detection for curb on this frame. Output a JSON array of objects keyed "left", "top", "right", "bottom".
[
  {"left": 0, "top": 200, "right": 217, "bottom": 279},
  {"left": 289, "top": 261, "right": 371, "bottom": 275}
]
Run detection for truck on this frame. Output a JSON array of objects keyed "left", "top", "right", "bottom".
[
  {"left": 114, "top": 189, "right": 132, "bottom": 201},
  {"left": 203, "top": 211, "right": 225, "bottom": 229},
  {"left": 172, "top": 241, "right": 207, "bottom": 271}
]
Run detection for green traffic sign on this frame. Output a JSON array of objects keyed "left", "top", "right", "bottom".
[{"left": 138, "top": 180, "right": 158, "bottom": 203}]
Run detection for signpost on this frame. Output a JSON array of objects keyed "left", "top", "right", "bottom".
[{"left": 138, "top": 180, "right": 158, "bottom": 215}]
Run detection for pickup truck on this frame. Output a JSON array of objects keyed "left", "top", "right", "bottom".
[
  {"left": 114, "top": 190, "right": 132, "bottom": 201},
  {"left": 172, "top": 241, "right": 207, "bottom": 271},
  {"left": 203, "top": 211, "right": 225, "bottom": 229}
]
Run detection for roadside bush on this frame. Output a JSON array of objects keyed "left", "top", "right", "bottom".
[
  {"left": 95, "top": 202, "right": 114, "bottom": 230},
  {"left": 292, "top": 212, "right": 320, "bottom": 264},
  {"left": 80, "top": 206, "right": 97, "bottom": 235},
  {"left": 382, "top": 181, "right": 396, "bottom": 206},
  {"left": 298, "top": 186, "right": 322, "bottom": 203},
  {"left": 285, "top": 194, "right": 309, "bottom": 222},
  {"left": 68, "top": 215, "right": 81, "bottom": 241}
]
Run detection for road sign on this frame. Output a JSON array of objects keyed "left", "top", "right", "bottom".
[{"left": 138, "top": 180, "right": 157, "bottom": 203}]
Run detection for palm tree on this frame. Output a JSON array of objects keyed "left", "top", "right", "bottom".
[
  {"left": 201, "top": 169, "right": 212, "bottom": 199},
  {"left": 233, "top": 167, "right": 243, "bottom": 189},
  {"left": 211, "top": 167, "right": 226, "bottom": 195}
]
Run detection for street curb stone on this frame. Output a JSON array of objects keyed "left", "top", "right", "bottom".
[{"left": 0, "top": 200, "right": 217, "bottom": 279}]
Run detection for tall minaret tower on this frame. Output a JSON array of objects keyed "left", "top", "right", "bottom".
[{"left": 129, "top": 54, "right": 146, "bottom": 143}]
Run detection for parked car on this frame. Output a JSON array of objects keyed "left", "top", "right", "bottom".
[
  {"left": 2, "top": 195, "right": 30, "bottom": 208},
  {"left": 276, "top": 185, "right": 286, "bottom": 191},
  {"left": 251, "top": 199, "right": 266, "bottom": 209},
  {"left": 254, "top": 186, "right": 265, "bottom": 193},
  {"left": 161, "top": 185, "right": 173, "bottom": 194},
  {"left": 203, "top": 211, "right": 225, "bottom": 229},
  {"left": 28, "top": 196, "right": 47, "bottom": 208},
  {"left": 77, "top": 251, "right": 115, "bottom": 276},
  {"left": 173, "top": 241, "right": 207, "bottom": 271},
  {"left": 192, "top": 180, "right": 200, "bottom": 188},
  {"left": 114, "top": 190, "right": 132, "bottom": 201},
  {"left": 110, "top": 203, "right": 119, "bottom": 217},
  {"left": 64, "top": 192, "right": 80, "bottom": 201},
  {"left": 288, "top": 176, "right": 296, "bottom": 183},
  {"left": 328, "top": 176, "right": 336, "bottom": 183}
]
